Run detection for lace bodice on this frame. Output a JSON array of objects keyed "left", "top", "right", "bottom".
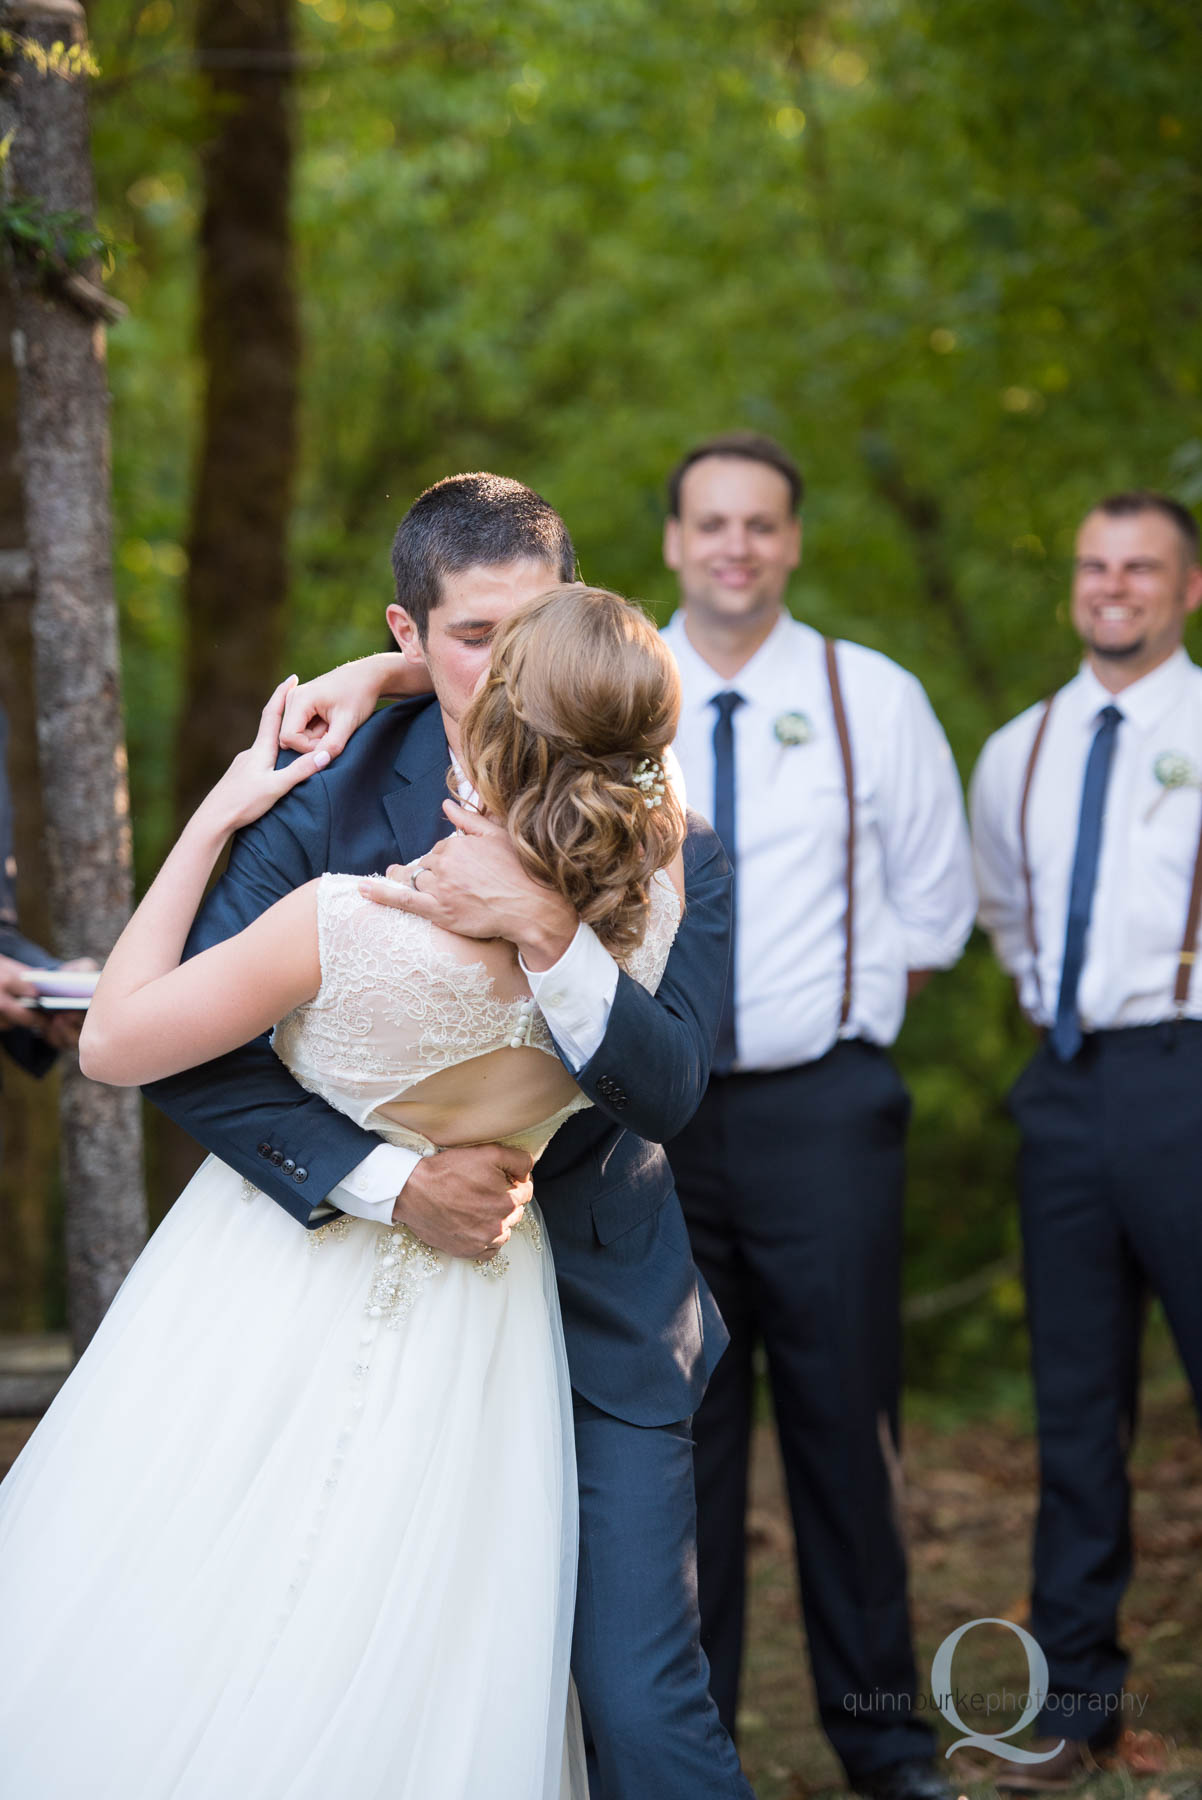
[{"left": 271, "top": 868, "right": 682, "bottom": 1160}]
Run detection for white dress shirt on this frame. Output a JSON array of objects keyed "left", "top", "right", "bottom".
[
  {"left": 662, "top": 609, "right": 975, "bottom": 1070},
  {"left": 971, "top": 647, "right": 1202, "bottom": 1031}
]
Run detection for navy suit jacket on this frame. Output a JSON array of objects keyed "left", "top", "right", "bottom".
[{"left": 146, "top": 696, "right": 732, "bottom": 1425}]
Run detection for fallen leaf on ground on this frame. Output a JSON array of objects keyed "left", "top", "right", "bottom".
[{"left": 1117, "top": 1732, "right": 1170, "bottom": 1774}]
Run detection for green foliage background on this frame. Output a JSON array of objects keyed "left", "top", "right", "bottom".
[{"left": 89, "top": 0, "right": 1202, "bottom": 1406}]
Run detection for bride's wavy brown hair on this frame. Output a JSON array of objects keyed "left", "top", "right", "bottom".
[{"left": 459, "top": 585, "right": 686, "bottom": 958}]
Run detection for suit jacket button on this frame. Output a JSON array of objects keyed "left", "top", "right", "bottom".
[
  {"left": 281, "top": 1158, "right": 296, "bottom": 1175},
  {"left": 293, "top": 1167, "right": 308, "bottom": 1183},
  {"left": 270, "top": 1150, "right": 284, "bottom": 1166},
  {"left": 257, "top": 1142, "right": 271, "bottom": 1158}
]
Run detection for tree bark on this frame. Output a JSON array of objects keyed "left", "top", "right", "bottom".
[
  {"left": 1, "top": 0, "right": 147, "bottom": 1353},
  {"left": 174, "top": 0, "right": 298, "bottom": 829},
  {"left": 150, "top": 0, "right": 298, "bottom": 1211},
  {"left": 0, "top": 494, "right": 60, "bottom": 1332}
]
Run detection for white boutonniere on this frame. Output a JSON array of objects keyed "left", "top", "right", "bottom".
[
  {"left": 1145, "top": 749, "right": 1202, "bottom": 821},
  {"left": 774, "top": 710, "right": 813, "bottom": 747}
]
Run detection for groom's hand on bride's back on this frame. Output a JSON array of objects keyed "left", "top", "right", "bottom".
[{"left": 392, "top": 1143, "right": 534, "bottom": 1259}]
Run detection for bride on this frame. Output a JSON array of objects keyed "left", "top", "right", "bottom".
[{"left": 0, "top": 585, "right": 685, "bottom": 1800}]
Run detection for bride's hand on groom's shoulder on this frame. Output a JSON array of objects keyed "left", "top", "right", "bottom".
[
  {"left": 197, "top": 678, "right": 332, "bottom": 836},
  {"left": 279, "top": 653, "right": 426, "bottom": 759}
]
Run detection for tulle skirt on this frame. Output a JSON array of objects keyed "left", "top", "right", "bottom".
[{"left": 0, "top": 1156, "right": 585, "bottom": 1799}]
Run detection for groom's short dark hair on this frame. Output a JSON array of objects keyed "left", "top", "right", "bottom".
[{"left": 391, "top": 473, "right": 577, "bottom": 638}]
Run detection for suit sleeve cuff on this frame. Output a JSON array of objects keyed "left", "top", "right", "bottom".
[
  {"left": 328, "top": 1144, "right": 422, "bottom": 1224},
  {"left": 521, "top": 922, "right": 618, "bottom": 1072}
]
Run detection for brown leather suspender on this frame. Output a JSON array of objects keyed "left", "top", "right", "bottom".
[
  {"left": 1017, "top": 692, "right": 1202, "bottom": 1018},
  {"left": 1174, "top": 817, "right": 1202, "bottom": 1011},
  {"left": 824, "top": 638, "right": 856, "bottom": 1028}
]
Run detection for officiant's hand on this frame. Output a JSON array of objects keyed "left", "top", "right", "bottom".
[
  {"left": 0, "top": 954, "right": 39, "bottom": 1029},
  {"left": 40, "top": 958, "right": 99, "bottom": 1052},
  {"left": 360, "top": 800, "right": 578, "bottom": 971},
  {"left": 392, "top": 1142, "right": 534, "bottom": 1259},
  {"left": 0, "top": 955, "right": 94, "bottom": 1044}
]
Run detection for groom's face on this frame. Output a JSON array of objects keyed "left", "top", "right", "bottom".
[{"left": 387, "top": 558, "right": 561, "bottom": 755}]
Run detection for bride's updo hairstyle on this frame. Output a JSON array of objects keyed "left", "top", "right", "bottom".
[{"left": 459, "top": 585, "right": 686, "bottom": 958}]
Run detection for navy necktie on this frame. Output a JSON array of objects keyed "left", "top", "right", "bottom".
[
  {"left": 710, "top": 691, "right": 745, "bottom": 1074},
  {"left": 1049, "top": 703, "right": 1123, "bottom": 1061}
]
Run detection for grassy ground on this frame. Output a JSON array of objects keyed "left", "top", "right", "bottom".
[
  {"left": 738, "top": 1371, "right": 1202, "bottom": 1800},
  {"left": 2, "top": 1377, "right": 1199, "bottom": 1800}
]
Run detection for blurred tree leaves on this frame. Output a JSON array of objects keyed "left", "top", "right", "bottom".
[{"left": 85, "top": 0, "right": 1202, "bottom": 1401}]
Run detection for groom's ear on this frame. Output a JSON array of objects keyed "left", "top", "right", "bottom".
[{"left": 387, "top": 603, "right": 428, "bottom": 666}]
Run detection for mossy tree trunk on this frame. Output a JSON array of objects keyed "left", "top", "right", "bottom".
[{"left": 0, "top": 0, "right": 146, "bottom": 1352}]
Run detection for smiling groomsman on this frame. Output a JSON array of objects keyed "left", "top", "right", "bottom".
[
  {"left": 971, "top": 491, "right": 1202, "bottom": 1786},
  {"left": 660, "top": 433, "right": 974, "bottom": 1800}
]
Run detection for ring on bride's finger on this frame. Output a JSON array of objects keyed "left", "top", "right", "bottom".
[{"left": 409, "top": 864, "right": 423, "bottom": 890}]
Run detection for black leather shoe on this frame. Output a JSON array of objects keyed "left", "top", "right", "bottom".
[{"left": 853, "top": 1759, "right": 953, "bottom": 1800}]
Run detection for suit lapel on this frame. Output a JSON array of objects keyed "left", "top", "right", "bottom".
[{"left": 380, "top": 700, "right": 456, "bottom": 864}]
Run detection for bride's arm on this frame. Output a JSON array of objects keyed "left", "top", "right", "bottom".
[
  {"left": 79, "top": 680, "right": 329, "bottom": 1088},
  {"left": 278, "top": 652, "right": 432, "bottom": 759},
  {"left": 80, "top": 885, "right": 320, "bottom": 1088}
]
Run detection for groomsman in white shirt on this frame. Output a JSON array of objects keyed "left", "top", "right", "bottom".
[
  {"left": 660, "top": 434, "right": 975, "bottom": 1800},
  {"left": 971, "top": 491, "right": 1202, "bottom": 1786}
]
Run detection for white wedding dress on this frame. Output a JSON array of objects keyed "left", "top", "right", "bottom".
[{"left": 0, "top": 870, "right": 680, "bottom": 1800}]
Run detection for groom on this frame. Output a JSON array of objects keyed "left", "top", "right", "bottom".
[{"left": 147, "top": 473, "right": 751, "bottom": 1799}]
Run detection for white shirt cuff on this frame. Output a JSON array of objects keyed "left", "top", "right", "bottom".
[
  {"left": 521, "top": 921, "right": 618, "bottom": 1072},
  {"left": 328, "top": 1144, "right": 423, "bottom": 1224}
]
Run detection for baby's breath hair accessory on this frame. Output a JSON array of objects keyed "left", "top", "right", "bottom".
[
  {"left": 1145, "top": 749, "right": 1202, "bottom": 821},
  {"left": 774, "top": 710, "right": 813, "bottom": 747},
  {"left": 632, "top": 755, "right": 666, "bottom": 810}
]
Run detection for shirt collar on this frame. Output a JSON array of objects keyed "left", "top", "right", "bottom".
[
  {"left": 664, "top": 608, "right": 807, "bottom": 709},
  {"left": 448, "top": 749, "right": 479, "bottom": 808},
  {"left": 1071, "top": 645, "right": 1193, "bottom": 736}
]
